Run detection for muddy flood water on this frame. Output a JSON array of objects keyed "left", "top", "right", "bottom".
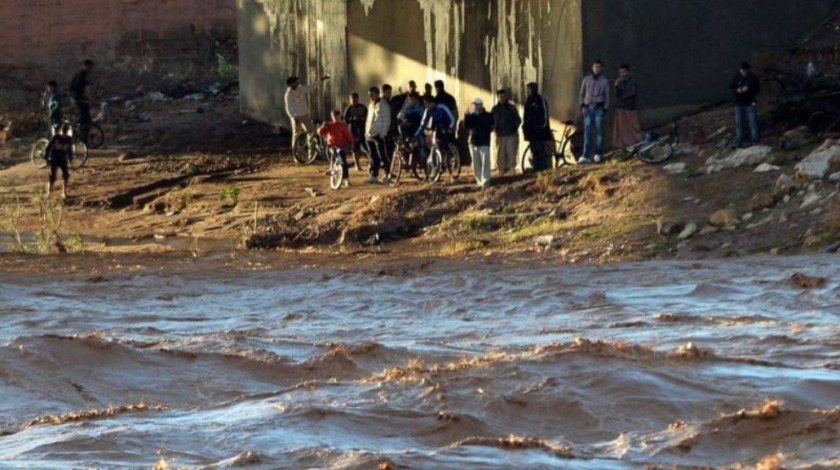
[{"left": 0, "top": 255, "right": 838, "bottom": 469}]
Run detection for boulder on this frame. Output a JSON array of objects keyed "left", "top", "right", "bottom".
[
  {"left": 749, "top": 193, "right": 776, "bottom": 212},
  {"left": 662, "top": 162, "right": 686, "bottom": 174},
  {"left": 779, "top": 126, "right": 814, "bottom": 150},
  {"left": 775, "top": 174, "right": 798, "bottom": 194},
  {"left": 677, "top": 223, "right": 698, "bottom": 240},
  {"left": 829, "top": 171, "right": 840, "bottom": 182},
  {"left": 657, "top": 217, "right": 685, "bottom": 236},
  {"left": 535, "top": 235, "right": 561, "bottom": 249},
  {"left": 754, "top": 163, "right": 781, "bottom": 173},
  {"left": 709, "top": 209, "right": 740, "bottom": 228},
  {"left": 705, "top": 145, "right": 772, "bottom": 173},
  {"left": 800, "top": 192, "right": 822, "bottom": 210},
  {"left": 795, "top": 144, "right": 840, "bottom": 179}
]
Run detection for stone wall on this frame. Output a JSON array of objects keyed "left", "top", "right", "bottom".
[{"left": 0, "top": 0, "right": 236, "bottom": 68}]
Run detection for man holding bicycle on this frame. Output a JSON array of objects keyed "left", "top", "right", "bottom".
[
  {"left": 285, "top": 74, "right": 331, "bottom": 145},
  {"left": 523, "top": 82, "right": 553, "bottom": 171},
  {"left": 69, "top": 60, "right": 93, "bottom": 141},
  {"left": 416, "top": 95, "right": 457, "bottom": 182},
  {"left": 318, "top": 109, "right": 355, "bottom": 188}
]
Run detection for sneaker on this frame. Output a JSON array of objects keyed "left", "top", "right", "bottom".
[
  {"left": 364, "top": 176, "right": 379, "bottom": 185},
  {"left": 593, "top": 154, "right": 602, "bottom": 163},
  {"left": 342, "top": 180, "right": 350, "bottom": 188},
  {"left": 578, "top": 157, "right": 592, "bottom": 164},
  {"left": 383, "top": 174, "right": 392, "bottom": 185},
  {"left": 448, "top": 176, "right": 458, "bottom": 184}
]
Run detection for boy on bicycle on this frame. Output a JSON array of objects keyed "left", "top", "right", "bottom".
[
  {"left": 416, "top": 95, "right": 456, "bottom": 157},
  {"left": 45, "top": 123, "right": 74, "bottom": 199},
  {"left": 318, "top": 109, "right": 355, "bottom": 188}
]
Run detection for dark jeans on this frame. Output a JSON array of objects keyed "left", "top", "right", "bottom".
[
  {"left": 77, "top": 101, "right": 91, "bottom": 139},
  {"left": 337, "top": 149, "right": 349, "bottom": 179},
  {"left": 582, "top": 106, "right": 605, "bottom": 158},
  {"left": 529, "top": 140, "right": 551, "bottom": 172},
  {"left": 350, "top": 125, "right": 365, "bottom": 152},
  {"left": 49, "top": 157, "right": 69, "bottom": 182},
  {"left": 734, "top": 104, "right": 759, "bottom": 146},
  {"left": 367, "top": 136, "right": 389, "bottom": 177}
]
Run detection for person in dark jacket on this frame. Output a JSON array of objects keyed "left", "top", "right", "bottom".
[
  {"left": 522, "top": 82, "right": 552, "bottom": 172},
  {"left": 69, "top": 59, "right": 93, "bottom": 141},
  {"left": 491, "top": 88, "right": 521, "bottom": 175},
  {"left": 730, "top": 61, "right": 760, "bottom": 148},
  {"left": 45, "top": 123, "right": 74, "bottom": 199},
  {"left": 344, "top": 92, "right": 368, "bottom": 171},
  {"left": 434, "top": 80, "right": 459, "bottom": 121},
  {"left": 613, "top": 64, "right": 643, "bottom": 148},
  {"left": 464, "top": 98, "right": 495, "bottom": 188}
]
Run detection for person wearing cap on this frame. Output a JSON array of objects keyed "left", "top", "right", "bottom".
[
  {"left": 464, "top": 98, "right": 495, "bottom": 189},
  {"left": 523, "top": 82, "right": 553, "bottom": 172},
  {"left": 284, "top": 74, "right": 331, "bottom": 145},
  {"left": 491, "top": 88, "right": 521, "bottom": 175},
  {"left": 730, "top": 61, "right": 760, "bottom": 148},
  {"left": 579, "top": 60, "right": 610, "bottom": 163},
  {"left": 318, "top": 109, "right": 355, "bottom": 188}
]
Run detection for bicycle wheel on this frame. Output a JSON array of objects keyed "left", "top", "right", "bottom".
[
  {"left": 293, "top": 133, "right": 317, "bottom": 165},
  {"left": 70, "top": 138, "right": 89, "bottom": 169},
  {"left": 427, "top": 147, "right": 442, "bottom": 183},
  {"left": 411, "top": 151, "right": 428, "bottom": 181},
  {"left": 31, "top": 138, "right": 49, "bottom": 169},
  {"left": 446, "top": 144, "right": 461, "bottom": 181},
  {"left": 638, "top": 142, "right": 674, "bottom": 164},
  {"left": 329, "top": 154, "right": 343, "bottom": 190},
  {"left": 85, "top": 123, "right": 105, "bottom": 149},
  {"left": 389, "top": 149, "right": 404, "bottom": 187},
  {"left": 520, "top": 146, "right": 533, "bottom": 174}
]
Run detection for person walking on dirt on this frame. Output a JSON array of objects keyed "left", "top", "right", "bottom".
[
  {"left": 464, "top": 98, "right": 495, "bottom": 189},
  {"left": 285, "top": 74, "right": 331, "bottom": 144},
  {"left": 579, "top": 60, "right": 610, "bottom": 164},
  {"left": 523, "top": 82, "right": 552, "bottom": 172},
  {"left": 69, "top": 60, "right": 93, "bottom": 141},
  {"left": 45, "top": 123, "right": 73, "bottom": 199},
  {"left": 613, "top": 64, "right": 643, "bottom": 148},
  {"left": 318, "top": 109, "right": 355, "bottom": 188},
  {"left": 344, "top": 93, "right": 368, "bottom": 171},
  {"left": 45, "top": 80, "right": 63, "bottom": 131},
  {"left": 365, "top": 86, "right": 392, "bottom": 185},
  {"left": 730, "top": 61, "right": 760, "bottom": 148},
  {"left": 491, "top": 88, "right": 521, "bottom": 175}
]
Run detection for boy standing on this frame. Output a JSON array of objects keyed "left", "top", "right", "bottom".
[
  {"left": 45, "top": 123, "right": 73, "bottom": 199},
  {"left": 46, "top": 80, "right": 63, "bottom": 130},
  {"left": 344, "top": 93, "right": 368, "bottom": 171}
]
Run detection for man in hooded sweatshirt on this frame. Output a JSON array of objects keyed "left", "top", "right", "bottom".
[{"left": 522, "top": 82, "right": 552, "bottom": 172}]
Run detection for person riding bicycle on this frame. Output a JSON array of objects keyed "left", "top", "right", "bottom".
[
  {"left": 45, "top": 123, "right": 74, "bottom": 199},
  {"left": 69, "top": 60, "right": 93, "bottom": 141},
  {"left": 318, "top": 109, "right": 355, "bottom": 188},
  {"left": 397, "top": 92, "right": 424, "bottom": 142},
  {"left": 285, "top": 73, "right": 331, "bottom": 145},
  {"left": 415, "top": 95, "right": 456, "bottom": 168},
  {"left": 344, "top": 92, "right": 368, "bottom": 171}
]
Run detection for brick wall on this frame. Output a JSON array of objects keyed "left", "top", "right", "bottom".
[{"left": 0, "top": 0, "right": 236, "bottom": 68}]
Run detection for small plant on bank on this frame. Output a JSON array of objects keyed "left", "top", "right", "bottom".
[
  {"left": 219, "top": 184, "right": 240, "bottom": 207},
  {"left": 216, "top": 53, "right": 231, "bottom": 80}
]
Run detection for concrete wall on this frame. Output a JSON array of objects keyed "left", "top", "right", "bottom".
[
  {"left": 238, "top": 0, "right": 840, "bottom": 129},
  {"left": 581, "top": 0, "right": 840, "bottom": 121},
  {"left": 0, "top": 0, "right": 236, "bottom": 69}
]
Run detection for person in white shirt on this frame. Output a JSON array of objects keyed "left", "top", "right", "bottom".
[
  {"left": 284, "top": 74, "right": 330, "bottom": 144},
  {"left": 364, "top": 86, "right": 392, "bottom": 184}
]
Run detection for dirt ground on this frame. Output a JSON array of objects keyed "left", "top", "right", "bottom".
[{"left": 1, "top": 77, "right": 840, "bottom": 265}]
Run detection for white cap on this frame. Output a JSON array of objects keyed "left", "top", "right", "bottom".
[{"left": 473, "top": 98, "right": 484, "bottom": 106}]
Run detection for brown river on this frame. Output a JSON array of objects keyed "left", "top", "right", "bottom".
[{"left": 0, "top": 255, "right": 838, "bottom": 469}]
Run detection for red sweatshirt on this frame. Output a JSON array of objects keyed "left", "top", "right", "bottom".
[{"left": 318, "top": 122, "right": 355, "bottom": 149}]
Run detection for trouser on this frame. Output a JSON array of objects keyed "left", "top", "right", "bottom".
[
  {"left": 76, "top": 101, "right": 91, "bottom": 139},
  {"left": 471, "top": 145, "right": 491, "bottom": 187},
  {"left": 582, "top": 105, "right": 605, "bottom": 158},
  {"left": 337, "top": 149, "right": 349, "bottom": 179},
  {"left": 49, "top": 158, "right": 69, "bottom": 184},
  {"left": 495, "top": 134, "right": 518, "bottom": 173},
  {"left": 734, "top": 104, "right": 759, "bottom": 146},
  {"left": 350, "top": 125, "right": 365, "bottom": 152},
  {"left": 366, "top": 136, "right": 388, "bottom": 178},
  {"left": 529, "top": 140, "right": 551, "bottom": 172},
  {"left": 293, "top": 115, "right": 315, "bottom": 144}
]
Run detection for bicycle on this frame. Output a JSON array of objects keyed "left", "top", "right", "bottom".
[
  {"left": 326, "top": 146, "right": 346, "bottom": 190},
  {"left": 425, "top": 129, "right": 461, "bottom": 184},
  {"left": 612, "top": 121, "right": 679, "bottom": 164},
  {"left": 388, "top": 135, "right": 428, "bottom": 187},
  {"left": 520, "top": 120, "right": 578, "bottom": 174},
  {"left": 292, "top": 126, "right": 328, "bottom": 165},
  {"left": 66, "top": 99, "right": 107, "bottom": 149},
  {"left": 30, "top": 119, "right": 89, "bottom": 170}
]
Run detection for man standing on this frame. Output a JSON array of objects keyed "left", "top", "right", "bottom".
[
  {"left": 613, "top": 64, "right": 643, "bottom": 148},
  {"left": 69, "top": 60, "right": 93, "bottom": 140},
  {"left": 522, "top": 82, "right": 552, "bottom": 172},
  {"left": 491, "top": 88, "right": 521, "bottom": 175},
  {"left": 284, "top": 74, "right": 331, "bottom": 144},
  {"left": 382, "top": 84, "right": 400, "bottom": 159},
  {"left": 365, "top": 86, "right": 392, "bottom": 184},
  {"left": 344, "top": 92, "right": 368, "bottom": 171},
  {"left": 464, "top": 98, "right": 495, "bottom": 189},
  {"left": 579, "top": 60, "right": 610, "bottom": 163},
  {"left": 730, "top": 62, "right": 760, "bottom": 148}
]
